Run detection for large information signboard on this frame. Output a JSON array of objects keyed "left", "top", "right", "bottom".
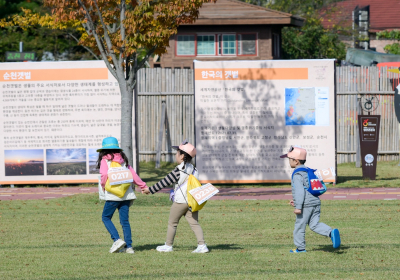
[
  {"left": 0, "top": 61, "right": 136, "bottom": 185},
  {"left": 194, "top": 60, "right": 336, "bottom": 184}
]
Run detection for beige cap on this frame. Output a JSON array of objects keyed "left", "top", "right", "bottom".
[
  {"left": 172, "top": 140, "right": 197, "bottom": 158},
  {"left": 280, "top": 146, "right": 307, "bottom": 160}
]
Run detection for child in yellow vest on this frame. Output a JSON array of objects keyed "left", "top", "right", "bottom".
[
  {"left": 143, "top": 140, "right": 208, "bottom": 253},
  {"left": 97, "top": 137, "right": 149, "bottom": 253}
]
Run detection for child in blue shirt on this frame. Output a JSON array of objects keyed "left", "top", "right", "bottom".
[{"left": 281, "top": 146, "right": 341, "bottom": 253}]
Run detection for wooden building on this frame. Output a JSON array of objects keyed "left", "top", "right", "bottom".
[{"left": 151, "top": 0, "right": 304, "bottom": 68}]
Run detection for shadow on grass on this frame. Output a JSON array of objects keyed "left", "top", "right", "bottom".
[
  {"left": 207, "top": 243, "right": 243, "bottom": 251},
  {"left": 133, "top": 243, "right": 243, "bottom": 252},
  {"left": 134, "top": 243, "right": 163, "bottom": 251},
  {"left": 312, "top": 244, "right": 351, "bottom": 254}
]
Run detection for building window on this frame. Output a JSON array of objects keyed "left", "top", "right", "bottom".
[
  {"left": 272, "top": 33, "right": 280, "bottom": 58},
  {"left": 222, "top": 34, "right": 236, "bottom": 55},
  {"left": 175, "top": 33, "right": 257, "bottom": 57},
  {"left": 176, "top": 35, "right": 195, "bottom": 56},
  {"left": 238, "top": 34, "right": 257, "bottom": 55},
  {"left": 197, "top": 35, "right": 215, "bottom": 55}
]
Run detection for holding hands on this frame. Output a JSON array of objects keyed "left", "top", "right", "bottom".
[{"left": 141, "top": 187, "right": 150, "bottom": 195}]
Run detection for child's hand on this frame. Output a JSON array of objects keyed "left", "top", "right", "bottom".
[
  {"left": 294, "top": 209, "right": 302, "bottom": 215},
  {"left": 289, "top": 200, "right": 295, "bottom": 207},
  {"left": 141, "top": 188, "right": 150, "bottom": 195}
]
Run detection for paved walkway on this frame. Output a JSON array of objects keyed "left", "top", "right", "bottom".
[{"left": 0, "top": 187, "right": 399, "bottom": 201}]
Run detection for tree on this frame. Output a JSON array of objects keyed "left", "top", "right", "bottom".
[
  {"left": 0, "top": 1, "right": 97, "bottom": 61},
  {"left": 34, "top": 0, "right": 211, "bottom": 166},
  {"left": 262, "top": 0, "right": 347, "bottom": 60},
  {"left": 281, "top": 16, "right": 346, "bottom": 60},
  {"left": 377, "top": 30, "right": 400, "bottom": 55}
]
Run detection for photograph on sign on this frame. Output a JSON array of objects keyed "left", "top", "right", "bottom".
[
  {"left": 0, "top": 60, "right": 137, "bottom": 184},
  {"left": 194, "top": 60, "right": 336, "bottom": 184},
  {"left": 4, "top": 149, "right": 44, "bottom": 176},
  {"left": 46, "top": 149, "right": 87, "bottom": 175},
  {"left": 88, "top": 149, "right": 99, "bottom": 174}
]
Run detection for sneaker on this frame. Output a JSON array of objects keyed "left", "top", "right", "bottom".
[
  {"left": 192, "top": 244, "right": 209, "bottom": 253},
  {"left": 156, "top": 243, "right": 173, "bottom": 252},
  {"left": 119, "top": 247, "right": 134, "bottom": 254},
  {"left": 109, "top": 239, "right": 126, "bottom": 253},
  {"left": 290, "top": 249, "right": 307, "bottom": 253},
  {"left": 331, "top": 228, "right": 341, "bottom": 249}
]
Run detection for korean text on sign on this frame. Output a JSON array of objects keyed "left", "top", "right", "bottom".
[{"left": 3, "top": 72, "right": 31, "bottom": 80}]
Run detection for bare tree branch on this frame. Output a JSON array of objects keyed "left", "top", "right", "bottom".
[
  {"left": 67, "top": 32, "right": 100, "bottom": 60},
  {"left": 92, "top": 0, "right": 121, "bottom": 72},
  {"left": 78, "top": 0, "right": 117, "bottom": 80}
]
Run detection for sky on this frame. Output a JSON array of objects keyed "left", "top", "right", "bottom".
[
  {"left": 88, "top": 149, "right": 99, "bottom": 162},
  {"left": 46, "top": 149, "right": 86, "bottom": 163},
  {"left": 4, "top": 149, "right": 44, "bottom": 164}
]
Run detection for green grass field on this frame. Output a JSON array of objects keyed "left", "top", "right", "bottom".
[
  {"left": 139, "top": 160, "right": 400, "bottom": 189},
  {"left": 1, "top": 193, "right": 399, "bottom": 279},
  {"left": 6, "top": 160, "right": 400, "bottom": 189}
]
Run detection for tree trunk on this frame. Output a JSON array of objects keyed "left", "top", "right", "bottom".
[{"left": 118, "top": 77, "right": 135, "bottom": 169}]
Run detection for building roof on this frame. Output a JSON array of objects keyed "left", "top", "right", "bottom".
[
  {"left": 321, "top": 0, "right": 400, "bottom": 32},
  {"left": 183, "top": 0, "right": 304, "bottom": 26}
]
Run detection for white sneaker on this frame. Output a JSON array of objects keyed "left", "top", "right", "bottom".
[
  {"left": 192, "top": 244, "right": 209, "bottom": 253},
  {"left": 156, "top": 243, "right": 173, "bottom": 252},
  {"left": 109, "top": 239, "right": 126, "bottom": 253},
  {"left": 119, "top": 247, "right": 134, "bottom": 254}
]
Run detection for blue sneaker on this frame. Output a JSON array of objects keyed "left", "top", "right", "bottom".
[
  {"left": 290, "top": 249, "right": 307, "bottom": 253},
  {"left": 331, "top": 229, "right": 341, "bottom": 249}
]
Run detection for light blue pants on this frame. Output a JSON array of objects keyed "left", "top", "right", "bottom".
[{"left": 293, "top": 205, "right": 332, "bottom": 250}]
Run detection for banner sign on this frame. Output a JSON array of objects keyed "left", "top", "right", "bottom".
[
  {"left": 194, "top": 60, "right": 336, "bottom": 184},
  {"left": 358, "top": 115, "right": 380, "bottom": 180},
  {"left": 0, "top": 61, "right": 136, "bottom": 185},
  {"left": 189, "top": 183, "right": 219, "bottom": 205},
  {"left": 108, "top": 167, "right": 134, "bottom": 185}
]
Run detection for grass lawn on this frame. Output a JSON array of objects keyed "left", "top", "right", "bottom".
[
  {"left": 140, "top": 160, "right": 400, "bottom": 189},
  {"left": 4, "top": 160, "right": 400, "bottom": 189},
  {"left": 1, "top": 193, "right": 399, "bottom": 279}
]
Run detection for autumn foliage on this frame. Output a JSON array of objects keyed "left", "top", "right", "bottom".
[
  {"left": 42, "top": 0, "right": 211, "bottom": 73},
  {"left": 1, "top": 0, "right": 212, "bottom": 166}
]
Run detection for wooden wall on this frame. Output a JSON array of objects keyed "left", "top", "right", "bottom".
[{"left": 137, "top": 67, "right": 400, "bottom": 164}]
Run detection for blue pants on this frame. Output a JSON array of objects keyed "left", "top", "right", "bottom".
[{"left": 102, "top": 200, "right": 132, "bottom": 248}]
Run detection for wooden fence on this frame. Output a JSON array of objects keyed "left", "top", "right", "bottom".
[
  {"left": 137, "top": 68, "right": 194, "bottom": 162},
  {"left": 336, "top": 66, "right": 399, "bottom": 163},
  {"left": 136, "top": 67, "right": 400, "bottom": 164}
]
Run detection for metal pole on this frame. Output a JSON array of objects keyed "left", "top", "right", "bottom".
[
  {"left": 19, "top": 42, "right": 23, "bottom": 52},
  {"left": 355, "top": 94, "right": 362, "bottom": 167}
]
